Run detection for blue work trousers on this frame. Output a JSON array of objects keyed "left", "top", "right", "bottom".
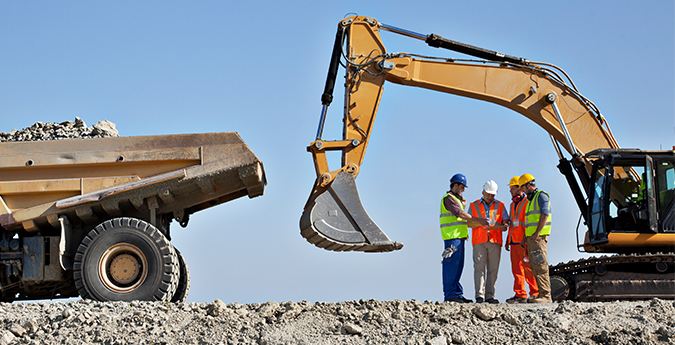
[{"left": 442, "top": 238, "right": 466, "bottom": 300}]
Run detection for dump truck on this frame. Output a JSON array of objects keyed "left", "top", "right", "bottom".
[
  {"left": 0, "top": 131, "right": 266, "bottom": 302},
  {"left": 301, "top": 15, "right": 674, "bottom": 301}
]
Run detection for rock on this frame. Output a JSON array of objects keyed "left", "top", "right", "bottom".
[
  {"left": 22, "top": 319, "right": 39, "bottom": 333},
  {"left": 450, "top": 332, "right": 466, "bottom": 344},
  {"left": 472, "top": 306, "right": 498, "bottom": 321},
  {"left": 427, "top": 335, "right": 448, "bottom": 345},
  {"left": 62, "top": 308, "right": 73, "bottom": 319},
  {"left": 502, "top": 312, "right": 520, "bottom": 326},
  {"left": 343, "top": 322, "right": 363, "bottom": 335},
  {"left": 0, "top": 331, "right": 15, "bottom": 345},
  {"left": 9, "top": 324, "right": 26, "bottom": 337},
  {"left": 75, "top": 117, "right": 86, "bottom": 128},
  {"left": 92, "top": 120, "right": 118, "bottom": 137},
  {"left": 206, "top": 299, "right": 228, "bottom": 317},
  {"left": 258, "top": 301, "right": 279, "bottom": 318},
  {"left": 657, "top": 326, "right": 674, "bottom": 340}
]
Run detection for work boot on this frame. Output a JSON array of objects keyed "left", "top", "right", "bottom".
[
  {"left": 475, "top": 297, "right": 484, "bottom": 303},
  {"left": 445, "top": 297, "right": 473, "bottom": 304},
  {"left": 485, "top": 298, "right": 499, "bottom": 304},
  {"left": 528, "top": 297, "right": 552, "bottom": 303},
  {"left": 527, "top": 295, "right": 538, "bottom": 302},
  {"left": 505, "top": 296, "right": 527, "bottom": 304}
]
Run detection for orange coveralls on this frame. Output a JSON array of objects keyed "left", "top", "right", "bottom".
[{"left": 507, "top": 195, "right": 538, "bottom": 299}]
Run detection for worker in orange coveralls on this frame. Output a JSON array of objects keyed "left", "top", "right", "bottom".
[{"left": 504, "top": 176, "right": 538, "bottom": 303}]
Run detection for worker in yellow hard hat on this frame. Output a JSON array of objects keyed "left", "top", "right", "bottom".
[
  {"left": 519, "top": 173, "right": 552, "bottom": 303},
  {"left": 504, "top": 176, "right": 538, "bottom": 303}
]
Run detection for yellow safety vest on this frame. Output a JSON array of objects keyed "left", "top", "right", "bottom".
[
  {"left": 525, "top": 190, "right": 552, "bottom": 237},
  {"left": 440, "top": 193, "right": 468, "bottom": 240}
]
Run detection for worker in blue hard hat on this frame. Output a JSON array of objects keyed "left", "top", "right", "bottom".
[{"left": 440, "top": 173, "right": 489, "bottom": 303}]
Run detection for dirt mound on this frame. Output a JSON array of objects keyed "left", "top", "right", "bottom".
[
  {"left": 0, "top": 117, "right": 118, "bottom": 142},
  {"left": 0, "top": 299, "right": 672, "bottom": 344}
]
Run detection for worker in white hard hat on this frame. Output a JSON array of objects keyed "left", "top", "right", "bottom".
[{"left": 466, "top": 180, "right": 509, "bottom": 303}]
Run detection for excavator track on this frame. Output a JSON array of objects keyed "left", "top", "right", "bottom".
[{"left": 549, "top": 252, "right": 675, "bottom": 302}]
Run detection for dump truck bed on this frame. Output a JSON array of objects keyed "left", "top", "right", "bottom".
[{"left": 0, "top": 132, "right": 266, "bottom": 233}]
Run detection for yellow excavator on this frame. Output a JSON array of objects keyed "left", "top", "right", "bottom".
[{"left": 300, "top": 16, "right": 674, "bottom": 301}]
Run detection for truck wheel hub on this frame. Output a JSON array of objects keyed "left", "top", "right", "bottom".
[
  {"left": 109, "top": 254, "right": 140, "bottom": 284},
  {"left": 100, "top": 244, "right": 148, "bottom": 292}
]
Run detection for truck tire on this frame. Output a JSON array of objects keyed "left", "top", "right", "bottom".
[
  {"left": 171, "top": 247, "right": 191, "bottom": 303},
  {"left": 73, "top": 217, "right": 179, "bottom": 301}
]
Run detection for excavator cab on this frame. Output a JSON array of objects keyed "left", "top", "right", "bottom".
[{"left": 585, "top": 149, "right": 675, "bottom": 253}]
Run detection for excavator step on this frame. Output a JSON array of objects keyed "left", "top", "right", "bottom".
[{"left": 300, "top": 172, "right": 403, "bottom": 252}]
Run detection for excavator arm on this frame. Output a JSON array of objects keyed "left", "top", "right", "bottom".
[{"left": 301, "top": 16, "right": 620, "bottom": 252}]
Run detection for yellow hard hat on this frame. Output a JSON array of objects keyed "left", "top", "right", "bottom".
[
  {"left": 519, "top": 173, "right": 535, "bottom": 187},
  {"left": 509, "top": 176, "right": 520, "bottom": 186}
]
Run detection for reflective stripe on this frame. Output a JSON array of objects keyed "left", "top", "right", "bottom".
[
  {"left": 440, "top": 213, "right": 454, "bottom": 218},
  {"left": 524, "top": 221, "right": 552, "bottom": 227},
  {"left": 441, "top": 221, "right": 468, "bottom": 227},
  {"left": 511, "top": 220, "right": 521, "bottom": 226}
]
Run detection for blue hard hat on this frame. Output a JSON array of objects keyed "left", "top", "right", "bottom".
[{"left": 450, "top": 173, "right": 468, "bottom": 187}]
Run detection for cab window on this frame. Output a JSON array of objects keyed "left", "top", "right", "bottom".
[{"left": 656, "top": 160, "right": 675, "bottom": 209}]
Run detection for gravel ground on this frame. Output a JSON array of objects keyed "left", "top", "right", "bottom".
[{"left": 0, "top": 298, "right": 673, "bottom": 345}]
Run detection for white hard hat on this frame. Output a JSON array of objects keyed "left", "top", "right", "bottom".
[{"left": 483, "top": 180, "right": 498, "bottom": 194}]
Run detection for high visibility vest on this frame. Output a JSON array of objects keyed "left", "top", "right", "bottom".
[
  {"left": 470, "top": 199, "right": 505, "bottom": 246},
  {"left": 508, "top": 195, "right": 529, "bottom": 244},
  {"left": 525, "top": 190, "right": 552, "bottom": 237},
  {"left": 440, "top": 193, "right": 468, "bottom": 240}
]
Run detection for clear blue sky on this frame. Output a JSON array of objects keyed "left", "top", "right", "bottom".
[{"left": 1, "top": 1, "right": 673, "bottom": 303}]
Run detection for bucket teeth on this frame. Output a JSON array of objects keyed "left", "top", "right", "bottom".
[{"left": 300, "top": 172, "right": 403, "bottom": 253}]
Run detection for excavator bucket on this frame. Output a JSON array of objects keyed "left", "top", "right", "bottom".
[{"left": 300, "top": 172, "right": 403, "bottom": 252}]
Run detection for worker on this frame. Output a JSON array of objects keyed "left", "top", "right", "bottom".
[
  {"left": 440, "top": 173, "right": 489, "bottom": 303},
  {"left": 467, "top": 180, "right": 509, "bottom": 304},
  {"left": 519, "top": 173, "right": 552, "bottom": 303},
  {"left": 504, "top": 176, "right": 538, "bottom": 303}
]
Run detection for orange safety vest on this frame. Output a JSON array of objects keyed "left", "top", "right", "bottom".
[
  {"left": 470, "top": 199, "right": 506, "bottom": 246},
  {"left": 507, "top": 195, "right": 529, "bottom": 245}
]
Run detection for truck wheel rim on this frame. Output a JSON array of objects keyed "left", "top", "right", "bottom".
[{"left": 99, "top": 243, "right": 148, "bottom": 293}]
